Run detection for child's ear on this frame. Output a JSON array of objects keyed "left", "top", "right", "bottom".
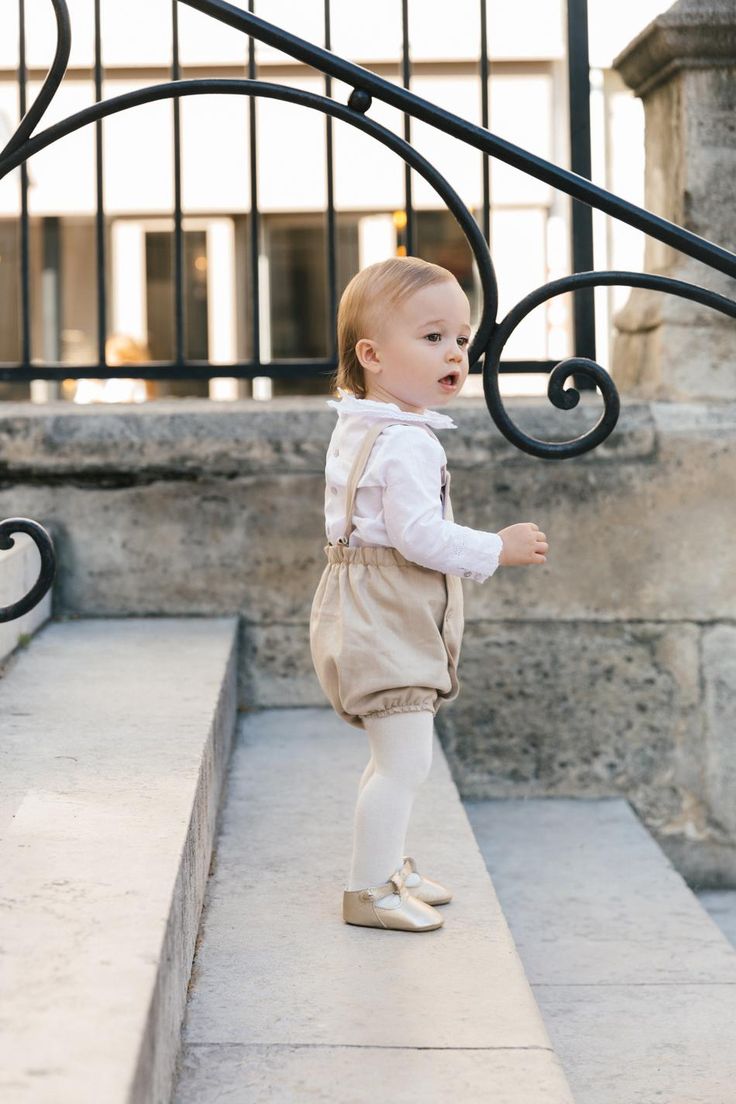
[{"left": 355, "top": 338, "right": 379, "bottom": 368}]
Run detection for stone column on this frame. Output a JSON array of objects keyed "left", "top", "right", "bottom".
[{"left": 611, "top": 0, "right": 736, "bottom": 400}]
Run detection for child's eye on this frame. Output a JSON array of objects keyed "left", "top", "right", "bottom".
[{"left": 424, "top": 333, "right": 470, "bottom": 345}]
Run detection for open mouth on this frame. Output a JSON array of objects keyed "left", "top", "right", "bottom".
[{"left": 438, "top": 371, "right": 460, "bottom": 389}]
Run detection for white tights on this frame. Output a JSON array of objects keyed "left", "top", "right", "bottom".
[{"left": 346, "top": 709, "right": 434, "bottom": 906}]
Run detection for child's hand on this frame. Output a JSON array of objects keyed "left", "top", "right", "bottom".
[{"left": 497, "top": 523, "right": 548, "bottom": 566}]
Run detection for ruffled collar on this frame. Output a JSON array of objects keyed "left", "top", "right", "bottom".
[{"left": 325, "top": 387, "right": 457, "bottom": 429}]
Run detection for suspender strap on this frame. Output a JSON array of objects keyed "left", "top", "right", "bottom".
[
  {"left": 337, "top": 420, "right": 400, "bottom": 545},
  {"left": 337, "top": 419, "right": 440, "bottom": 546}
]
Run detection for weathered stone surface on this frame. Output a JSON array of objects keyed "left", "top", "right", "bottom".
[
  {"left": 0, "top": 617, "right": 238, "bottom": 1104},
  {"left": 467, "top": 797, "right": 736, "bottom": 1103},
  {"left": 612, "top": 2, "right": 736, "bottom": 400},
  {"left": 439, "top": 621, "right": 720, "bottom": 855},
  {"left": 0, "top": 396, "right": 734, "bottom": 880},
  {"left": 613, "top": 0, "right": 736, "bottom": 99},
  {"left": 173, "top": 708, "right": 576, "bottom": 1104},
  {"left": 0, "top": 397, "right": 331, "bottom": 476},
  {"left": 702, "top": 624, "right": 736, "bottom": 838}
]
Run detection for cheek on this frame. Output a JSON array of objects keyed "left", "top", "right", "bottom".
[{"left": 407, "top": 340, "right": 430, "bottom": 359}]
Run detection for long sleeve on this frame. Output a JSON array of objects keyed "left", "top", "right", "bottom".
[{"left": 378, "top": 427, "right": 503, "bottom": 582}]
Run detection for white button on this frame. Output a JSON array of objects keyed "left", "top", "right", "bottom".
[
  {"left": 463, "top": 570, "right": 472, "bottom": 578},
  {"left": 334, "top": 448, "right": 339, "bottom": 456},
  {"left": 331, "top": 486, "right": 338, "bottom": 494}
]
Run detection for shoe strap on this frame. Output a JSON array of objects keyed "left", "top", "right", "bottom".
[{"left": 360, "top": 869, "right": 405, "bottom": 901}]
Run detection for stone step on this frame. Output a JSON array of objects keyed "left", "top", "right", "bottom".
[
  {"left": 697, "top": 889, "right": 736, "bottom": 948},
  {"left": 465, "top": 797, "right": 736, "bottom": 1104},
  {"left": 172, "top": 707, "right": 575, "bottom": 1104},
  {"left": 0, "top": 531, "right": 52, "bottom": 665},
  {"left": 0, "top": 616, "right": 239, "bottom": 1104}
]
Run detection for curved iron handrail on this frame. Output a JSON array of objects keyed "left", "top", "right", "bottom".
[
  {"left": 16, "top": 77, "right": 734, "bottom": 460},
  {"left": 0, "top": 0, "right": 69, "bottom": 621},
  {"left": 0, "top": 0, "right": 734, "bottom": 458},
  {"left": 187, "top": 0, "right": 736, "bottom": 280},
  {"left": 0, "top": 0, "right": 733, "bottom": 459},
  {"left": 0, "top": 519, "right": 56, "bottom": 623},
  {"left": 1, "top": 0, "right": 735, "bottom": 617},
  {"left": 0, "top": 79, "right": 501, "bottom": 363},
  {"left": 485, "top": 270, "right": 736, "bottom": 457},
  {"left": 0, "top": 0, "right": 70, "bottom": 163}
]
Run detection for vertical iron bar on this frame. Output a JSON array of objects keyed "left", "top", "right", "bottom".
[
  {"left": 247, "top": 0, "right": 261, "bottom": 373},
  {"left": 94, "top": 0, "right": 107, "bottom": 370},
  {"left": 323, "top": 0, "right": 337, "bottom": 367},
  {"left": 400, "top": 0, "right": 414, "bottom": 256},
  {"left": 18, "top": 0, "right": 30, "bottom": 367},
  {"left": 478, "top": 0, "right": 491, "bottom": 247},
  {"left": 172, "top": 0, "right": 185, "bottom": 366},
  {"left": 477, "top": 0, "right": 492, "bottom": 358},
  {"left": 566, "top": 0, "right": 596, "bottom": 382}
]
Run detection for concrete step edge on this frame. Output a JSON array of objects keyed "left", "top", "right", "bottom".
[
  {"left": 0, "top": 616, "right": 239, "bottom": 1104},
  {"left": 465, "top": 796, "right": 736, "bottom": 1101},
  {"left": 172, "top": 707, "right": 577, "bottom": 1103}
]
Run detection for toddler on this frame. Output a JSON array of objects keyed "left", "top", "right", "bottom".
[{"left": 309, "top": 256, "right": 548, "bottom": 932}]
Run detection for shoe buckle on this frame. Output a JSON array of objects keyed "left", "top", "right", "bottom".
[
  {"left": 361, "top": 870, "right": 404, "bottom": 902},
  {"left": 389, "top": 871, "right": 405, "bottom": 895}
]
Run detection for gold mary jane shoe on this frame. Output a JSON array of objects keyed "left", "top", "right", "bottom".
[
  {"left": 400, "top": 855, "right": 453, "bottom": 906},
  {"left": 343, "top": 868, "right": 444, "bottom": 932}
]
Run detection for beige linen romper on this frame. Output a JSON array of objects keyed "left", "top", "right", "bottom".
[{"left": 309, "top": 418, "right": 465, "bottom": 730}]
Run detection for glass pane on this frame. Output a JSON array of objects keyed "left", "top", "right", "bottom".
[
  {"left": 415, "top": 210, "right": 478, "bottom": 322},
  {"left": 232, "top": 215, "right": 252, "bottom": 364},
  {"left": 144, "top": 227, "right": 209, "bottom": 362},
  {"left": 145, "top": 229, "right": 174, "bottom": 361},
  {"left": 335, "top": 215, "right": 360, "bottom": 310},
  {"left": 267, "top": 217, "right": 327, "bottom": 359},
  {"left": 185, "top": 230, "right": 208, "bottom": 361},
  {"left": 60, "top": 217, "right": 100, "bottom": 365},
  {"left": 0, "top": 218, "right": 21, "bottom": 361}
]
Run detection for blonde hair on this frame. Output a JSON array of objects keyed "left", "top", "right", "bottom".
[{"left": 330, "top": 256, "right": 458, "bottom": 399}]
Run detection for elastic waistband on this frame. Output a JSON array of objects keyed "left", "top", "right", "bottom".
[{"left": 324, "top": 542, "right": 434, "bottom": 571}]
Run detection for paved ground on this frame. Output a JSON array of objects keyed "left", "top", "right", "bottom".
[
  {"left": 695, "top": 889, "right": 736, "bottom": 948},
  {"left": 466, "top": 797, "right": 736, "bottom": 1104}
]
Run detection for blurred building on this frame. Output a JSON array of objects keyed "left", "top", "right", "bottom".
[{"left": 0, "top": 0, "right": 672, "bottom": 403}]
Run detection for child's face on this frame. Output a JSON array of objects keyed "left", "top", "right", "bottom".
[{"left": 356, "top": 279, "right": 471, "bottom": 412}]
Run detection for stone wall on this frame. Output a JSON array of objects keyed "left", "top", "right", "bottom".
[
  {"left": 612, "top": 0, "right": 736, "bottom": 399},
  {"left": 1, "top": 395, "right": 734, "bottom": 886}
]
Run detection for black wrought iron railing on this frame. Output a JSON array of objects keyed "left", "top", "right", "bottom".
[
  {"left": 2, "top": 0, "right": 736, "bottom": 623},
  {"left": 2, "top": 0, "right": 599, "bottom": 389}
]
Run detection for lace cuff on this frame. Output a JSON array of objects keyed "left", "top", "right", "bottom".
[{"left": 447, "top": 527, "right": 503, "bottom": 582}]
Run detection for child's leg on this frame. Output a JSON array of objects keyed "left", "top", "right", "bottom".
[
  {"left": 346, "top": 709, "right": 434, "bottom": 898},
  {"left": 355, "top": 750, "right": 423, "bottom": 888},
  {"left": 357, "top": 754, "right": 375, "bottom": 796}
]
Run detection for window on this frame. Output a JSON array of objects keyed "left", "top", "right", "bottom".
[{"left": 145, "top": 228, "right": 208, "bottom": 361}]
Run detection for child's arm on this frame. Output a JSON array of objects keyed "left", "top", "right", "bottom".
[{"left": 378, "top": 427, "right": 504, "bottom": 582}]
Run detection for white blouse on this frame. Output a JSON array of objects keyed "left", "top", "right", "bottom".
[{"left": 322, "top": 388, "right": 504, "bottom": 583}]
